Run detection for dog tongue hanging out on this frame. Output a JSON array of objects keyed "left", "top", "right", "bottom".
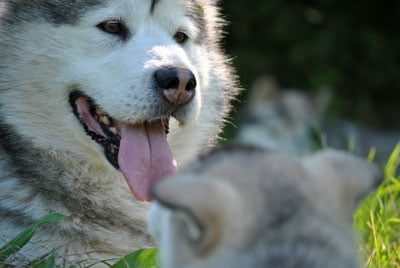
[
  {"left": 0, "top": 0, "right": 239, "bottom": 265},
  {"left": 72, "top": 93, "right": 177, "bottom": 201},
  {"left": 118, "top": 122, "right": 177, "bottom": 201}
]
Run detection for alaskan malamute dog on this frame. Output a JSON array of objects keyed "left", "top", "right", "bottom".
[
  {"left": 0, "top": 0, "right": 238, "bottom": 265},
  {"left": 149, "top": 146, "right": 382, "bottom": 268}
]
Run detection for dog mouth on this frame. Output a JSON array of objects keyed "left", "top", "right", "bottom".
[{"left": 69, "top": 91, "right": 176, "bottom": 201}]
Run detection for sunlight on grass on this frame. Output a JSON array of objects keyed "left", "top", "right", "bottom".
[{"left": 355, "top": 144, "right": 400, "bottom": 268}]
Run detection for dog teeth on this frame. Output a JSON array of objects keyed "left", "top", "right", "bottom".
[
  {"left": 92, "top": 106, "right": 118, "bottom": 135},
  {"left": 95, "top": 107, "right": 103, "bottom": 115},
  {"left": 162, "top": 118, "right": 170, "bottom": 135},
  {"left": 100, "top": 115, "right": 110, "bottom": 126}
]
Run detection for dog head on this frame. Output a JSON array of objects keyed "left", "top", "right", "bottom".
[
  {"left": 149, "top": 146, "right": 382, "bottom": 267},
  {"left": 0, "top": 0, "right": 238, "bottom": 201}
]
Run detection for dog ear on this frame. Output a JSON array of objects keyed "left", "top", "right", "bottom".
[
  {"left": 303, "top": 149, "right": 383, "bottom": 213},
  {"left": 151, "top": 175, "right": 239, "bottom": 253}
]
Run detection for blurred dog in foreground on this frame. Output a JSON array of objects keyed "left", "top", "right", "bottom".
[{"left": 149, "top": 146, "right": 382, "bottom": 268}]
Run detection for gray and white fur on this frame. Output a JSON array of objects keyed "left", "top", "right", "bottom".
[
  {"left": 149, "top": 146, "right": 382, "bottom": 268},
  {"left": 0, "top": 0, "right": 239, "bottom": 266}
]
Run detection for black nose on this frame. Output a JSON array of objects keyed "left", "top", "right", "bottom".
[{"left": 154, "top": 67, "right": 196, "bottom": 107}]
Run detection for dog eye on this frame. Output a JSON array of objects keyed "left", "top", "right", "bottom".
[
  {"left": 97, "top": 20, "right": 128, "bottom": 39},
  {"left": 174, "top": 31, "right": 189, "bottom": 44}
]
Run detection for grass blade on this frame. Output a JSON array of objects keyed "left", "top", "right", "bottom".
[
  {"left": 355, "top": 145, "right": 400, "bottom": 267},
  {"left": 110, "top": 248, "right": 158, "bottom": 268},
  {"left": 0, "top": 213, "right": 65, "bottom": 262},
  {"left": 30, "top": 251, "right": 56, "bottom": 268}
]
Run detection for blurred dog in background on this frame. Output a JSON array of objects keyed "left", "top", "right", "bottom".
[{"left": 236, "top": 76, "right": 399, "bottom": 160}]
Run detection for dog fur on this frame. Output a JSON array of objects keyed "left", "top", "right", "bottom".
[
  {"left": 0, "top": 0, "right": 238, "bottom": 265},
  {"left": 149, "top": 146, "right": 382, "bottom": 268}
]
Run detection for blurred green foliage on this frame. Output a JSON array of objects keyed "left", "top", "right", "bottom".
[{"left": 221, "top": 0, "right": 400, "bottom": 129}]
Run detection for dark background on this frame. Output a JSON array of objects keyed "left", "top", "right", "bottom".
[{"left": 221, "top": 0, "right": 400, "bottom": 130}]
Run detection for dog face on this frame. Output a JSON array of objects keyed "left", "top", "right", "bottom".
[
  {"left": 0, "top": 0, "right": 237, "bottom": 201},
  {"left": 149, "top": 147, "right": 382, "bottom": 268}
]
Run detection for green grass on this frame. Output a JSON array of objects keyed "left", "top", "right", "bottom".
[{"left": 355, "top": 144, "right": 400, "bottom": 267}]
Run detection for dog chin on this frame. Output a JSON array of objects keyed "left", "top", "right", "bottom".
[{"left": 172, "top": 101, "right": 200, "bottom": 125}]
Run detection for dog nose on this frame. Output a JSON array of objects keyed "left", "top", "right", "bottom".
[{"left": 154, "top": 67, "right": 196, "bottom": 107}]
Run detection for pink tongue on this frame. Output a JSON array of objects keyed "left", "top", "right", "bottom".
[{"left": 118, "top": 121, "right": 177, "bottom": 201}]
